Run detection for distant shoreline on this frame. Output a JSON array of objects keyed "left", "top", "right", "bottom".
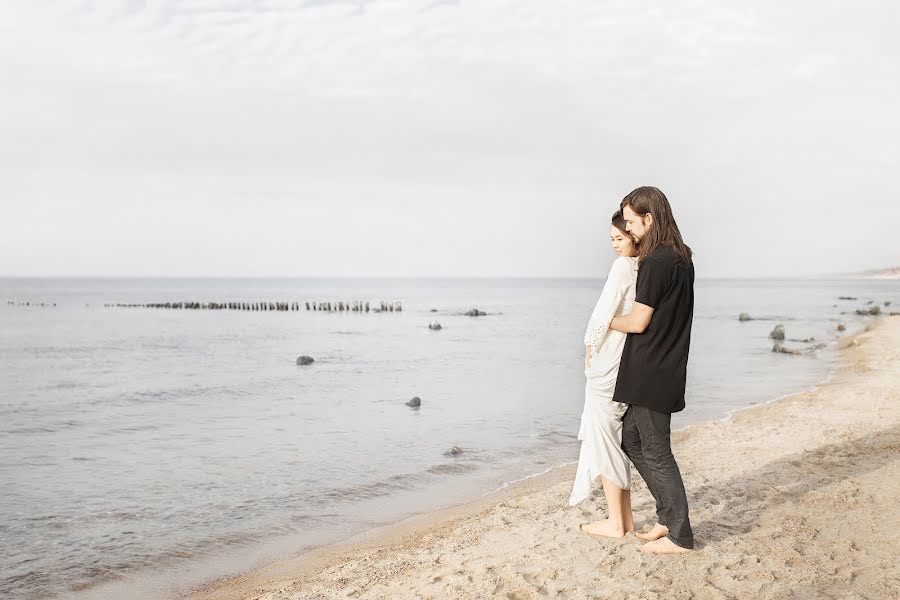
[{"left": 854, "top": 267, "right": 900, "bottom": 280}]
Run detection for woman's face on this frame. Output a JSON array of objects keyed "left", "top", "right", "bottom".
[{"left": 610, "top": 225, "right": 635, "bottom": 257}]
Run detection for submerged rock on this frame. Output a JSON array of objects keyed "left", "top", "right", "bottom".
[
  {"left": 772, "top": 342, "right": 799, "bottom": 355},
  {"left": 428, "top": 321, "right": 442, "bottom": 330},
  {"left": 739, "top": 313, "right": 751, "bottom": 321},
  {"left": 768, "top": 324, "right": 785, "bottom": 340},
  {"left": 838, "top": 296, "right": 858, "bottom": 300},
  {"left": 296, "top": 355, "right": 315, "bottom": 366},
  {"left": 465, "top": 308, "right": 487, "bottom": 317},
  {"left": 444, "top": 445, "right": 463, "bottom": 457},
  {"left": 406, "top": 396, "right": 421, "bottom": 407},
  {"left": 837, "top": 323, "right": 846, "bottom": 332}
]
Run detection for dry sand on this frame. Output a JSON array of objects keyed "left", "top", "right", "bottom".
[{"left": 184, "top": 316, "right": 900, "bottom": 600}]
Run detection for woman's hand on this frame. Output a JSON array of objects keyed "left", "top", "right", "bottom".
[{"left": 609, "top": 302, "right": 654, "bottom": 334}]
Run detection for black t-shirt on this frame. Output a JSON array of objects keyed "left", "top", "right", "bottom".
[{"left": 612, "top": 245, "right": 694, "bottom": 413}]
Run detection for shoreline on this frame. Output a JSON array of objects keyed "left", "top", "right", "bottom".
[
  {"left": 463, "top": 321, "right": 851, "bottom": 508},
  {"left": 180, "top": 316, "right": 900, "bottom": 600}
]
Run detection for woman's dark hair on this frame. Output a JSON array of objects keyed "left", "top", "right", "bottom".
[
  {"left": 620, "top": 186, "right": 693, "bottom": 265},
  {"left": 611, "top": 210, "right": 629, "bottom": 237}
]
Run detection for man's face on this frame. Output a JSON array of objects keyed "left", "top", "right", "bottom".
[{"left": 623, "top": 204, "right": 650, "bottom": 241}]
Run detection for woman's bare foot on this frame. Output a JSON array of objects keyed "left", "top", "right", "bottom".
[
  {"left": 634, "top": 522, "right": 668, "bottom": 541},
  {"left": 637, "top": 536, "right": 693, "bottom": 554},
  {"left": 580, "top": 519, "right": 628, "bottom": 539}
]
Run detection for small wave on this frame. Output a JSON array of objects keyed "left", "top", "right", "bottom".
[
  {"left": 5, "top": 418, "right": 84, "bottom": 435},
  {"left": 45, "top": 381, "right": 82, "bottom": 390},
  {"left": 532, "top": 429, "right": 577, "bottom": 441},
  {"left": 25, "top": 514, "right": 64, "bottom": 522},
  {"left": 126, "top": 384, "right": 236, "bottom": 404},
  {"left": 426, "top": 462, "right": 478, "bottom": 476},
  {"left": 5, "top": 426, "right": 59, "bottom": 434},
  {"left": 481, "top": 460, "right": 574, "bottom": 497},
  {"left": 107, "top": 423, "right": 162, "bottom": 434},
  {"left": 313, "top": 472, "right": 430, "bottom": 505}
]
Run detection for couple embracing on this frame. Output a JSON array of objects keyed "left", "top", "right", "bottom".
[{"left": 569, "top": 186, "right": 695, "bottom": 555}]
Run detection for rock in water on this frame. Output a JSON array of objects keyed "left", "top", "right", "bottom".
[
  {"left": 296, "top": 355, "right": 315, "bottom": 366},
  {"left": 869, "top": 305, "right": 882, "bottom": 316},
  {"left": 772, "top": 342, "right": 797, "bottom": 355},
  {"left": 444, "top": 446, "right": 463, "bottom": 457},
  {"left": 428, "top": 321, "right": 442, "bottom": 330},
  {"left": 769, "top": 324, "right": 785, "bottom": 340},
  {"left": 738, "top": 313, "right": 751, "bottom": 321},
  {"left": 837, "top": 323, "right": 846, "bottom": 332},
  {"left": 406, "top": 396, "right": 421, "bottom": 407},
  {"left": 465, "top": 308, "right": 487, "bottom": 317}
]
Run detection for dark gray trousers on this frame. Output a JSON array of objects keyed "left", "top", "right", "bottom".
[{"left": 621, "top": 404, "right": 694, "bottom": 549}]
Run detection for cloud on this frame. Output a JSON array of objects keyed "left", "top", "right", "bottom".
[{"left": 1, "top": 0, "right": 899, "bottom": 276}]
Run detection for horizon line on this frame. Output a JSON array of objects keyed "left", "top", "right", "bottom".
[{"left": 0, "top": 273, "right": 880, "bottom": 281}]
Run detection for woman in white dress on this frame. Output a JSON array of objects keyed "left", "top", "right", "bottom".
[{"left": 569, "top": 210, "right": 639, "bottom": 539}]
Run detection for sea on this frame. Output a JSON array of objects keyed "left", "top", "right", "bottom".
[{"left": 1, "top": 276, "right": 896, "bottom": 599}]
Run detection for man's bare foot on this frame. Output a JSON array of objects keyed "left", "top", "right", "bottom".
[
  {"left": 638, "top": 536, "right": 693, "bottom": 554},
  {"left": 634, "top": 522, "right": 668, "bottom": 541},
  {"left": 580, "top": 519, "right": 629, "bottom": 539}
]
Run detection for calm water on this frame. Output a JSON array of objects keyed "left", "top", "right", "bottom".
[{"left": 1, "top": 276, "right": 896, "bottom": 599}]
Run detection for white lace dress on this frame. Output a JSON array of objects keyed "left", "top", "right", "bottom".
[{"left": 568, "top": 255, "right": 639, "bottom": 505}]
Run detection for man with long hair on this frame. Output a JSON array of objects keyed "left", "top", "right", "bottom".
[{"left": 608, "top": 186, "right": 695, "bottom": 554}]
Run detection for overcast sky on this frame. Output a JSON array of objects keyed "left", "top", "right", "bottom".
[{"left": 2, "top": 1, "right": 899, "bottom": 278}]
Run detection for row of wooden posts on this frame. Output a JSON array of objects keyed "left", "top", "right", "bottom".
[
  {"left": 99, "top": 300, "right": 403, "bottom": 312},
  {"left": 6, "top": 301, "right": 56, "bottom": 307}
]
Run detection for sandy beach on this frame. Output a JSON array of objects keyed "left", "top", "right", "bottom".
[{"left": 184, "top": 316, "right": 900, "bottom": 600}]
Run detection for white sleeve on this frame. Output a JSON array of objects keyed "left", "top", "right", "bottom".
[{"left": 583, "top": 258, "right": 629, "bottom": 354}]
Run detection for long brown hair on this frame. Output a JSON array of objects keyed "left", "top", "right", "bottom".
[
  {"left": 620, "top": 186, "right": 692, "bottom": 265},
  {"left": 611, "top": 209, "right": 629, "bottom": 237}
]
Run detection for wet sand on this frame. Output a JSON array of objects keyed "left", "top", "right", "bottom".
[{"left": 183, "top": 316, "right": 900, "bottom": 600}]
